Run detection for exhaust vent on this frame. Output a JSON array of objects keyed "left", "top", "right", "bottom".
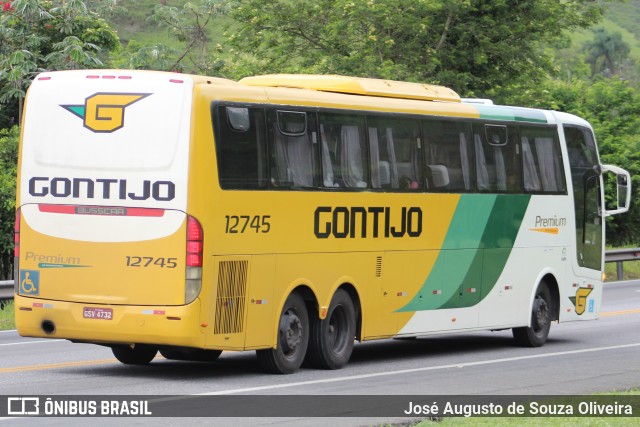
[
  {"left": 375, "top": 256, "right": 383, "bottom": 278},
  {"left": 214, "top": 260, "right": 248, "bottom": 334}
]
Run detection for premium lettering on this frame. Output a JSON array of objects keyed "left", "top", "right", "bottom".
[
  {"left": 25, "top": 251, "right": 80, "bottom": 265},
  {"left": 535, "top": 215, "right": 566, "bottom": 227}
]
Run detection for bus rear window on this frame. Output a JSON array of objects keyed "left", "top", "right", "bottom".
[{"left": 214, "top": 106, "right": 268, "bottom": 190}]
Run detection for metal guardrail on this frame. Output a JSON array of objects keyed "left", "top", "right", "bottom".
[
  {"left": 605, "top": 247, "right": 640, "bottom": 281},
  {"left": 0, "top": 280, "right": 13, "bottom": 302},
  {"left": 0, "top": 249, "right": 637, "bottom": 302}
]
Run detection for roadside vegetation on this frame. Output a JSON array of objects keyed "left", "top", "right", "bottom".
[
  {"left": 417, "top": 415, "right": 638, "bottom": 426},
  {"left": 0, "top": 299, "right": 14, "bottom": 330},
  {"left": 605, "top": 263, "right": 640, "bottom": 281},
  {"left": 412, "top": 389, "right": 639, "bottom": 426}
]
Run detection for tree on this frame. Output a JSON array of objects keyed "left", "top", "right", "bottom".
[
  {"left": 0, "top": 126, "right": 18, "bottom": 279},
  {"left": 226, "top": 0, "right": 610, "bottom": 93},
  {"left": 501, "top": 76, "right": 640, "bottom": 246},
  {"left": 580, "top": 78, "right": 640, "bottom": 245},
  {"left": 583, "top": 27, "right": 630, "bottom": 76},
  {"left": 118, "top": 0, "right": 228, "bottom": 74},
  {"left": 0, "top": 0, "right": 120, "bottom": 128}
]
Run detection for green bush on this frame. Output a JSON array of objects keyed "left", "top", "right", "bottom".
[{"left": 0, "top": 126, "right": 18, "bottom": 280}]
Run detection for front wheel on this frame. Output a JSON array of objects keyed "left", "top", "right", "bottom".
[
  {"left": 513, "top": 282, "right": 553, "bottom": 347},
  {"left": 112, "top": 344, "right": 158, "bottom": 365},
  {"left": 256, "top": 292, "right": 309, "bottom": 374},
  {"left": 305, "top": 289, "right": 356, "bottom": 370}
]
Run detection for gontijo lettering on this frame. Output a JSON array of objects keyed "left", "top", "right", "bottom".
[
  {"left": 314, "top": 206, "right": 422, "bottom": 238},
  {"left": 28, "top": 177, "right": 175, "bottom": 201}
]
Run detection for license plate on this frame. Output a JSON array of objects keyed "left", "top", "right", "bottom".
[{"left": 83, "top": 307, "right": 113, "bottom": 320}]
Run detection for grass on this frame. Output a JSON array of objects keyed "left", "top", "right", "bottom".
[
  {"left": 605, "top": 259, "right": 640, "bottom": 282},
  {"left": 414, "top": 417, "right": 638, "bottom": 426},
  {"left": 607, "top": 0, "right": 640, "bottom": 41},
  {"left": 605, "top": 245, "right": 640, "bottom": 282},
  {"left": 411, "top": 389, "right": 640, "bottom": 427},
  {"left": 570, "top": 17, "right": 640, "bottom": 62},
  {"left": 110, "top": 0, "right": 228, "bottom": 49},
  {"left": 0, "top": 299, "right": 14, "bottom": 330}
]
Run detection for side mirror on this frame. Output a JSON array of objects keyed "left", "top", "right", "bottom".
[
  {"left": 601, "top": 164, "right": 631, "bottom": 216},
  {"left": 617, "top": 174, "right": 629, "bottom": 210}
]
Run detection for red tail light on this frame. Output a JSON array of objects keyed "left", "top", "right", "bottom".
[{"left": 186, "top": 216, "right": 203, "bottom": 267}]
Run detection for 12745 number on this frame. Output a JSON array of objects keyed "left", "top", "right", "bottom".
[
  {"left": 125, "top": 256, "right": 177, "bottom": 268},
  {"left": 225, "top": 215, "right": 271, "bottom": 234}
]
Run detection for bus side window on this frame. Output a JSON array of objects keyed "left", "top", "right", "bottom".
[
  {"left": 520, "top": 126, "right": 566, "bottom": 193},
  {"left": 423, "top": 120, "right": 473, "bottom": 191},
  {"left": 367, "top": 116, "right": 421, "bottom": 191},
  {"left": 473, "top": 124, "right": 521, "bottom": 192},
  {"left": 214, "top": 106, "right": 268, "bottom": 190},
  {"left": 269, "top": 110, "right": 319, "bottom": 188},
  {"left": 319, "top": 113, "right": 367, "bottom": 189}
]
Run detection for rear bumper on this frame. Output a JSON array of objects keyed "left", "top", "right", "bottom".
[{"left": 14, "top": 295, "right": 205, "bottom": 348}]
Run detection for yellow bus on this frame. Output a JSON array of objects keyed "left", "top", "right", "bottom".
[{"left": 14, "top": 70, "right": 630, "bottom": 374}]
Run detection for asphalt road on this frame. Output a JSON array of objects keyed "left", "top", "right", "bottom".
[{"left": 1, "top": 280, "right": 639, "bottom": 426}]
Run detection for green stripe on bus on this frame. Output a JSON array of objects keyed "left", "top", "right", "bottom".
[
  {"left": 398, "top": 194, "right": 531, "bottom": 312},
  {"left": 439, "top": 194, "right": 530, "bottom": 309},
  {"left": 398, "top": 195, "right": 495, "bottom": 312},
  {"left": 476, "top": 105, "right": 547, "bottom": 123}
]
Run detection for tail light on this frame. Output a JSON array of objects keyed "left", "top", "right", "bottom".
[
  {"left": 13, "top": 210, "right": 20, "bottom": 294},
  {"left": 185, "top": 215, "right": 203, "bottom": 304},
  {"left": 186, "top": 216, "right": 203, "bottom": 267}
]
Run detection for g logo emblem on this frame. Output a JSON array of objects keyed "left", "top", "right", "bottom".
[
  {"left": 570, "top": 287, "right": 593, "bottom": 315},
  {"left": 62, "top": 93, "right": 151, "bottom": 133}
]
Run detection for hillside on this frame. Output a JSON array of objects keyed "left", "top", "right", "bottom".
[
  {"left": 108, "top": 0, "right": 640, "bottom": 72},
  {"left": 110, "top": 0, "right": 226, "bottom": 49},
  {"left": 572, "top": 0, "right": 640, "bottom": 61}
]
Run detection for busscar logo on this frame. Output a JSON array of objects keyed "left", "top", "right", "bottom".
[{"left": 61, "top": 92, "right": 151, "bottom": 133}]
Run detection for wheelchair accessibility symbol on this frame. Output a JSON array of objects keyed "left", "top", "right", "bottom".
[{"left": 20, "top": 270, "right": 40, "bottom": 295}]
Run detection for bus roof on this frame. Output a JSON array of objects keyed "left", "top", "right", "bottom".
[{"left": 239, "top": 74, "right": 461, "bottom": 103}]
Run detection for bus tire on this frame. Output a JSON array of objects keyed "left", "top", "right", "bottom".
[
  {"left": 513, "top": 281, "right": 552, "bottom": 347},
  {"left": 160, "top": 349, "right": 222, "bottom": 362},
  {"left": 256, "top": 292, "right": 309, "bottom": 374},
  {"left": 111, "top": 344, "right": 158, "bottom": 365},
  {"left": 306, "top": 289, "right": 355, "bottom": 370}
]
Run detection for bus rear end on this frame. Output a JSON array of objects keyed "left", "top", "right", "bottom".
[{"left": 14, "top": 70, "right": 202, "bottom": 361}]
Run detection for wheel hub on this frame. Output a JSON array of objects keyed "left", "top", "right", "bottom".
[
  {"left": 280, "top": 311, "right": 302, "bottom": 353},
  {"left": 533, "top": 297, "right": 549, "bottom": 331}
]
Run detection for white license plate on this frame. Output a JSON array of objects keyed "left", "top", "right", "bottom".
[{"left": 83, "top": 307, "right": 113, "bottom": 320}]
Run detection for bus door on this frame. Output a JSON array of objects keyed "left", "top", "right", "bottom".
[
  {"left": 563, "top": 125, "right": 630, "bottom": 317},
  {"left": 564, "top": 126, "right": 603, "bottom": 282}
]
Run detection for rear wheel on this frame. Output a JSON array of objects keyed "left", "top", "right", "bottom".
[
  {"left": 305, "top": 289, "right": 355, "bottom": 370},
  {"left": 513, "top": 282, "right": 553, "bottom": 347},
  {"left": 160, "top": 349, "right": 222, "bottom": 362},
  {"left": 112, "top": 344, "right": 157, "bottom": 365},
  {"left": 256, "top": 292, "right": 309, "bottom": 374}
]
